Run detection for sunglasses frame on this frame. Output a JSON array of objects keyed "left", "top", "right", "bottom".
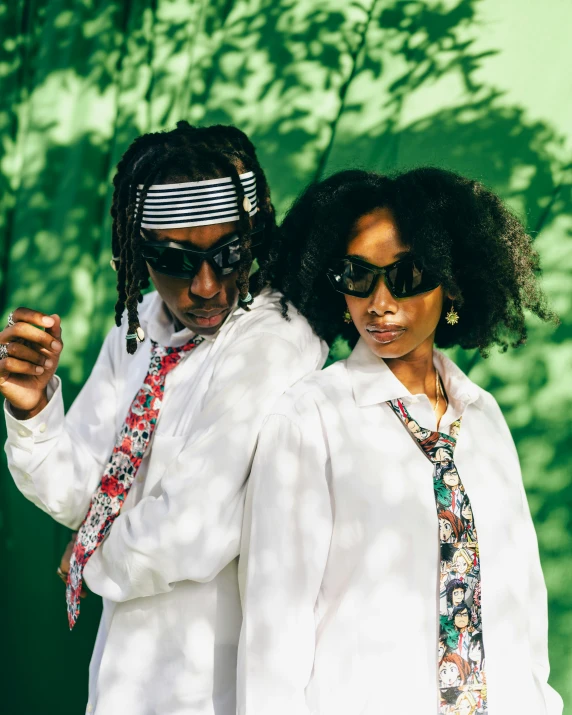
[
  {"left": 140, "top": 224, "right": 265, "bottom": 280},
  {"left": 327, "top": 255, "right": 440, "bottom": 300}
]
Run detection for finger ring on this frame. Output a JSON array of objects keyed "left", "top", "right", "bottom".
[
  {"left": 6, "top": 312, "right": 15, "bottom": 328},
  {"left": 0, "top": 344, "right": 8, "bottom": 360},
  {"left": 57, "top": 567, "right": 68, "bottom": 583}
]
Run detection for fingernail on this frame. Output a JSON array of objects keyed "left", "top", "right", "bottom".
[
  {"left": 36, "top": 366, "right": 45, "bottom": 374},
  {"left": 44, "top": 359, "right": 54, "bottom": 368},
  {"left": 42, "top": 316, "right": 55, "bottom": 327},
  {"left": 51, "top": 341, "right": 61, "bottom": 351}
]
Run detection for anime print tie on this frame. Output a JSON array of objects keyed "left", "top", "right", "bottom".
[
  {"left": 66, "top": 337, "right": 203, "bottom": 629},
  {"left": 387, "top": 399, "right": 488, "bottom": 715}
]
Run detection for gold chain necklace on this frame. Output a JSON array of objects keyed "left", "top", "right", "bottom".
[{"left": 433, "top": 371, "right": 448, "bottom": 414}]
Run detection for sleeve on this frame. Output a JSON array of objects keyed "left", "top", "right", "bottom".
[
  {"left": 489, "top": 393, "right": 563, "bottom": 714},
  {"left": 3, "top": 329, "right": 120, "bottom": 529},
  {"left": 82, "top": 331, "right": 325, "bottom": 603},
  {"left": 518, "top": 481, "right": 564, "bottom": 714},
  {"left": 237, "top": 411, "right": 333, "bottom": 715}
]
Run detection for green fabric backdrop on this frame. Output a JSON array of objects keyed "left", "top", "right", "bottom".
[{"left": 1, "top": 1, "right": 571, "bottom": 712}]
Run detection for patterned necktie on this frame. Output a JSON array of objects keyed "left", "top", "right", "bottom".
[
  {"left": 387, "top": 398, "right": 488, "bottom": 714},
  {"left": 66, "top": 337, "right": 203, "bottom": 629}
]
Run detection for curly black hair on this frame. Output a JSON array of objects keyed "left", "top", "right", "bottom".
[
  {"left": 111, "top": 120, "right": 276, "bottom": 353},
  {"left": 273, "top": 167, "right": 557, "bottom": 354}
]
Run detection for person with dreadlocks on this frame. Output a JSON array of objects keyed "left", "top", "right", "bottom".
[
  {"left": 237, "top": 168, "right": 563, "bottom": 715},
  {"left": 1, "top": 121, "right": 326, "bottom": 715}
]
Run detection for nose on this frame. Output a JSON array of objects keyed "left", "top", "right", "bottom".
[
  {"left": 367, "top": 274, "right": 398, "bottom": 315},
  {"left": 189, "top": 260, "right": 221, "bottom": 300}
]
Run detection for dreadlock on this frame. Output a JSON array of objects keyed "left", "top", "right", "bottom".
[{"left": 110, "top": 121, "right": 276, "bottom": 353}]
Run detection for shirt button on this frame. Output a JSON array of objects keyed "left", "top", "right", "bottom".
[
  {"left": 86, "top": 704, "right": 93, "bottom": 713},
  {"left": 17, "top": 428, "right": 28, "bottom": 438},
  {"left": 39, "top": 423, "right": 47, "bottom": 433},
  {"left": 22, "top": 473, "right": 31, "bottom": 482}
]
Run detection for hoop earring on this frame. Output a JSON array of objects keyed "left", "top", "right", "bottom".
[
  {"left": 343, "top": 309, "right": 352, "bottom": 324},
  {"left": 445, "top": 302, "right": 459, "bottom": 326}
]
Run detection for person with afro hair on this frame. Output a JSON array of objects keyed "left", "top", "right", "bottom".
[{"left": 237, "top": 168, "right": 562, "bottom": 715}]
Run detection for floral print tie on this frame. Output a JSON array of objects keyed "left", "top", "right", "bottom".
[
  {"left": 387, "top": 398, "right": 488, "bottom": 715},
  {"left": 66, "top": 337, "right": 203, "bottom": 629}
]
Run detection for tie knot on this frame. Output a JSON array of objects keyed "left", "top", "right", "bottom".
[{"left": 151, "top": 337, "right": 204, "bottom": 374}]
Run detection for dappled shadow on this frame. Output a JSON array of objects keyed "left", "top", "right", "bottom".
[{"left": 1, "top": 0, "right": 571, "bottom": 711}]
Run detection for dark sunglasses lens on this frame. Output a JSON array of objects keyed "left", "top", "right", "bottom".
[
  {"left": 386, "top": 259, "right": 437, "bottom": 297},
  {"left": 212, "top": 240, "right": 241, "bottom": 275},
  {"left": 338, "top": 261, "right": 377, "bottom": 296},
  {"left": 143, "top": 246, "right": 198, "bottom": 278}
]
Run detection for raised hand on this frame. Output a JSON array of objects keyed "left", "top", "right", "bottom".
[{"left": 0, "top": 308, "right": 63, "bottom": 419}]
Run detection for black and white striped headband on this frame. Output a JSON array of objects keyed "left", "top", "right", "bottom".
[{"left": 136, "top": 170, "right": 258, "bottom": 229}]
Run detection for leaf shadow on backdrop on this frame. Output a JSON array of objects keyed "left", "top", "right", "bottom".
[{"left": 0, "top": 0, "right": 570, "bottom": 711}]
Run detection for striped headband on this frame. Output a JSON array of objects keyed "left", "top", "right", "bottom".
[{"left": 136, "top": 170, "right": 258, "bottom": 229}]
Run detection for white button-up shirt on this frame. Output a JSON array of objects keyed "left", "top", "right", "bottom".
[
  {"left": 4, "top": 288, "right": 327, "bottom": 715},
  {"left": 238, "top": 338, "right": 563, "bottom": 715}
]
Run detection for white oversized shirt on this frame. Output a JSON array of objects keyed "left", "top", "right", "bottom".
[
  {"left": 238, "top": 338, "right": 563, "bottom": 715},
  {"left": 4, "top": 287, "right": 327, "bottom": 715}
]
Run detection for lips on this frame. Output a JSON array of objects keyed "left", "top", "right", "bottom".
[
  {"left": 366, "top": 323, "right": 406, "bottom": 344},
  {"left": 186, "top": 307, "right": 229, "bottom": 329}
]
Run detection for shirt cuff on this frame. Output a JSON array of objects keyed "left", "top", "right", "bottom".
[{"left": 4, "top": 376, "right": 64, "bottom": 451}]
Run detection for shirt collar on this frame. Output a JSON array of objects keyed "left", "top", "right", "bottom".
[
  {"left": 347, "top": 337, "right": 481, "bottom": 409},
  {"left": 347, "top": 338, "right": 413, "bottom": 406},
  {"left": 433, "top": 349, "right": 481, "bottom": 409},
  {"left": 142, "top": 291, "right": 203, "bottom": 347}
]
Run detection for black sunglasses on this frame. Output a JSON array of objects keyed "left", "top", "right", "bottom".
[
  {"left": 327, "top": 255, "right": 440, "bottom": 299},
  {"left": 140, "top": 225, "right": 265, "bottom": 280}
]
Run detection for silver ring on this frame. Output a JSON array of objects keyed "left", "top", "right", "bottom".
[
  {"left": 0, "top": 344, "right": 9, "bottom": 360},
  {"left": 6, "top": 312, "right": 15, "bottom": 328}
]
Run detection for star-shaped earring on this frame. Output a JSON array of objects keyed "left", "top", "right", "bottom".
[{"left": 446, "top": 303, "right": 459, "bottom": 325}]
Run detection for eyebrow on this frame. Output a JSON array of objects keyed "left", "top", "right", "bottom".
[
  {"left": 140, "top": 228, "right": 239, "bottom": 249},
  {"left": 346, "top": 250, "right": 411, "bottom": 263}
]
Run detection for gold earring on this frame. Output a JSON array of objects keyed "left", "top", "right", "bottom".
[
  {"left": 343, "top": 309, "right": 352, "bottom": 324},
  {"left": 446, "top": 302, "right": 459, "bottom": 326}
]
